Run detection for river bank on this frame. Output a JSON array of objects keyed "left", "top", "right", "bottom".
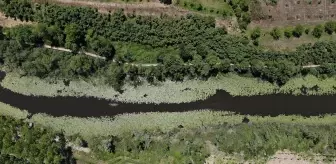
[
  {"left": 0, "top": 71, "right": 334, "bottom": 118},
  {"left": 2, "top": 72, "right": 336, "bottom": 104}
]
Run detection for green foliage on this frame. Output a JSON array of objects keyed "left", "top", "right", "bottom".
[
  {"left": 84, "top": 115, "right": 336, "bottom": 162},
  {"left": 250, "top": 27, "right": 261, "bottom": 40},
  {"left": 292, "top": 24, "right": 304, "bottom": 38},
  {"left": 284, "top": 28, "right": 293, "bottom": 38},
  {"left": 305, "top": 27, "right": 310, "bottom": 35},
  {"left": 312, "top": 25, "right": 324, "bottom": 38},
  {"left": 270, "top": 27, "right": 281, "bottom": 40},
  {"left": 1, "top": 0, "right": 34, "bottom": 22},
  {"left": 105, "top": 63, "right": 126, "bottom": 91},
  {"left": 85, "top": 29, "right": 115, "bottom": 60},
  {"left": 324, "top": 21, "right": 336, "bottom": 35},
  {"left": 0, "top": 115, "right": 74, "bottom": 163},
  {"left": 2, "top": 1, "right": 336, "bottom": 88},
  {"left": 64, "top": 24, "right": 83, "bottom": 52},
  {"left": 159, "top": 0, "right": 172, "bottom": 4}
]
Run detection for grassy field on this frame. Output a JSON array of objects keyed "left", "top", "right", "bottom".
[
  {"left": 114, "top": 42, "right": 178, "bottom": 63},
  {"left": 2, "top": 71, "right": 336, "bottom": 104}
]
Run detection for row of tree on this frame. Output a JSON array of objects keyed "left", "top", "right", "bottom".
[
  {"left": 0, "top": 116, "right": 75, "bottom": 163},
  {"left": 264, "top": 21, "right": 336, "bottom": 41}
]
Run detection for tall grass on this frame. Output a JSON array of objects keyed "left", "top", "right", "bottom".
[
  {"left": 31, "top": 110, "right": 336, "bottom": 140},
  {"left": 2, "top": 72, "right": 336, "bottom": 104},
  {"left": 0, "top": 102, "right": 28, "bottom": 119}
]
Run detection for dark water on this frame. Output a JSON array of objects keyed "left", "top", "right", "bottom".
[{"left": 0, "top": 72, "right": 335, "bottom": 117}]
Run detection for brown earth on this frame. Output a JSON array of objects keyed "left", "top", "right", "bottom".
[{"left": 251, "top": 0, "right": 336, "bottom": 28}]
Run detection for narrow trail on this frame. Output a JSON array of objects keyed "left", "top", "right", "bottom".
[{"left": 44, "top": 45, "right": 322, "bottom": 69}]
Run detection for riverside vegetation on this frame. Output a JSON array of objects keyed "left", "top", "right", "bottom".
[
  {"left": 0, "top": 1, "right": 336, "bottom": 163},
  {"left": 2, "top": 71, "right": 336, "bottom": 104},
  {"left": 0, "top": 0, "right": 336, "bottom": 92},
  {"left": 1, "top": 103, "right": 336, "bottom": 163},
  {"left": 0, "top": 113, "right": 75, "bottom": 163}
]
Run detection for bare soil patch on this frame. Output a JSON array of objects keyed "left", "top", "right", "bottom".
[
  {"left": 0, "top": 13, "right": 32, "bottom": 27},
  {"left": 267, "top": 150, "right": 336, "bottom": 164},
  {"left": 251, "top": 0, "right": 336, "bottom": 28}
]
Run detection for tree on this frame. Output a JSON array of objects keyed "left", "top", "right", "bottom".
[
  {"left": 64, "top": 24, "right": 83, "bottom": 52},
  {"left": 47, "top": 25, "right": 65, "bottom": 46},
  {"left": 0, "top": 26, "right": 5, "bottom": 40},
  {"left": 163, "top": 55, "right": 185, "bottom": 81},
  {"left": 66, "top": 55, "right": 94, "bottom": 77},
  {"left": 312, "top": 25, "right": 324, "bottom": 38},
  {"left": 270, "top": 27, "right": 281, "bottom": 40},
  {"left": 205, "top": 53, "right": 221, "bottom": 74},
  {"left": 250, "top": 59, "right": 265, "bottom": 76},
  {"left": 85, "top": 29, "right": 115, "bottom": 60},
  {"left": 250, "top": 27, "right": 261, "bottom": 40},
  {"left": 324, "top": 21, "right": 336, "bottom": 35},
  {"left": 292, "top": 24, "right": 304, "bottom": 38},
  {"left": 179, "top": 44, "right": 196, "bottom": 62},
  {"left": 105, "top": 63, "right": 126, "bottom": 91}
]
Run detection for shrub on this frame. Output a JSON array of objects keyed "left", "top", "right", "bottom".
[
  {"left": 284, "top": 28, "right": 293, "bottom": 38},
  {"left": 324, "top": 21, "right": 336, "bottom": 35},
  {"left": 305, "top": 28, "right": 310, "bottom": 34},
  {"left": 292, "top": 24, "right": 304, "bottom": 38},
  {"left": 159, "top": 0, "right": 172, "bottom": 5},
  {"left": 270, "top": 27, "right": 281, "bottom": 40},
  {"left": 312, "top": 25, "right": 324, "bottom": 38},
  {"left": 253, "top": 39, "right": 259, "bottom": 46},
  {"left": 250, "top": 27, "right": 261, "bottom": 40}
]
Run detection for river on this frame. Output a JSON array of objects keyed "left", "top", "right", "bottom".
[{"left": 0, "top": 72, "right": 335, "bottom": 117}]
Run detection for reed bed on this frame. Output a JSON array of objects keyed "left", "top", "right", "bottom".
[
  {"left": 1, "top": 101, "right": 336, "bottom": 140},
  {"left": 31, "top": 110, "right": 336, "bottom": 140},
  {"left": 2, "top": 72, "right": 336, "bottom": 104},
  {"left": 0, "top": 102, "right": 28, "bottom": 119}
]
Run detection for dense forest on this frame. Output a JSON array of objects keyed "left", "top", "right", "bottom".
[
  {"left": 0, "top": 115, "right": 75, "bottom": 163},
  {"left": 0, "top": 0, "right": 336, "bottom": 89},
  {"left": 85, "top": 120, "right": 336, "bottom": 163}
]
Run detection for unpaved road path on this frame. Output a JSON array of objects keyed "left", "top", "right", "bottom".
[{"left": 44, "top": 45, "right": 322, "bottom": 69}]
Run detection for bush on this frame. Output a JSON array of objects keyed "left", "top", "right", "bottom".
[
  {"left": 270, "top": 27, "right": 281, "bottom": 40},
  {"left": 292, "top": 24, "right": 304, "bottom": 38},
  {"left": 159, "top": 0, "right": 172, "bottom": 4},
  {"left": 250, "top": 27, "right": 261, "bottom": 40},
  {"left": 312, "top": 25, "right": 324, "bottom": 38},
  {"left": 284, "top": 28, "right": 293, "bottom": 38},
  {"left": 305, "top": 28, "right": 310, "bottom": 35},
  {"left": 324, "top": 21, "right": 336, "bottom": 35}
]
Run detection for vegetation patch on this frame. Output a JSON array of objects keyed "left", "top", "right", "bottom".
[
  {"left": 0, "top": 101, "right": 28, "bottom": 119},
  {"left": 1, "top": 102, "right": 336, "bottom": 163},
  {"left": 3, "top": 71, "right": 336, "bottom": 104}
]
